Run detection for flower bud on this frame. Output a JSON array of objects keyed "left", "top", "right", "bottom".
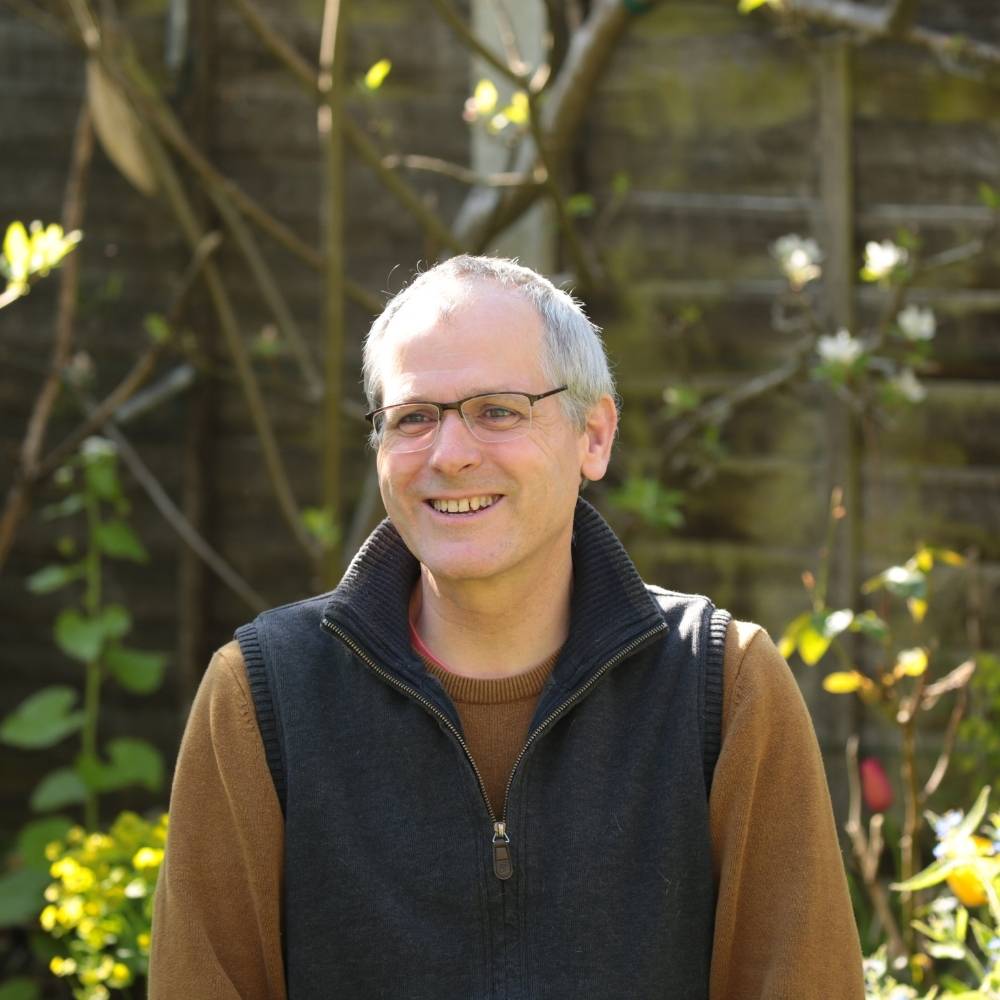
[{"left": 860, "top": 757, "right": 893, "bottom": 813}]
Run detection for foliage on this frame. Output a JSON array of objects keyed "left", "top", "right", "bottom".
[
  {"left": 863, "top": 788, "right": 1000, "bottom": 999},
  {"left": 0, "top": 439, "right": 166, "bottom": 929},
  {"left": 40, "top": 811, "right": 166, "bottom": 1000},
  {"left": 1, "top": 220, "right": 81, "bottom": 309}
]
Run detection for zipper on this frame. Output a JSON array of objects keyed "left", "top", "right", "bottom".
[{"left": 322, "top": 616, "right": 667, "bottom": 881}]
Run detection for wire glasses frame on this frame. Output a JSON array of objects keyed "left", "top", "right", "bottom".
[{"left": 365, "top": 386, "right": 569, "bottom": 453}]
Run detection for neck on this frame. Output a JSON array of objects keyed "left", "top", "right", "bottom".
[{"left": 414, "top": 553, "right": 572, "bottom": 680}]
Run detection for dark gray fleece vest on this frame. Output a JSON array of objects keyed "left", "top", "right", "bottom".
[{"left": 237, "top": 499, "right": 728, "bottom": 1000}]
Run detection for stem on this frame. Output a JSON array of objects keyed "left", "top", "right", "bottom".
[
  {"left": 82, "top": 484, "right": 102, "bottom": 831},
  {"left": 898, "top": 712, "right": 920, "bottom": 948},
  {"left": 318, "top": 0, "right": 346, "bottom": 580}
]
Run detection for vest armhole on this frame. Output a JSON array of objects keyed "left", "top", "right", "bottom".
[
  {"left": 703, "top": 608, "right": 730, "bottom": 797},
  {"left": 235, "top": 622, "right": 287, "bottom": 817}
]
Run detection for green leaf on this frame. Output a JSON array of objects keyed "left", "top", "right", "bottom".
[
  {"left": 40, "top": 493, "right": 84, "bottom": 520},
  {"left": 978, "top": 182, "right": 1000, "bottom": 210},
  {"left": 363, "top": 58, "right": 392, "bottom": 90},
  {"left": 95, "top": 520, "right": 147, "bottom": 561},
  {"left": 926, "top": 942, "right": 965, "bottom": 960},
  {"left": 0, "top": 687, "right": 85, "bottom": 749},
  {"left": 611, "top": 171, "right": 630, "bottom": 197},
  {"left": 951, "top": 786, "right": 991, "bottom": 842},
  {"left": 97, "top": 603, "right": 131, "bottom": 641},
  {"left": 30, "top": 768, "right": 88, "bottom": 811},
  {"left": 53, "top": 609, "right": 105, "bottom": 662},
  {"left": 83, "top": 453, "right": 120, "bottom": 501},
  {"left": 79, "top": 739, "right": 164, "bottom": 793},
  {"left": 850, "top": 610, "right": 889, "bottom": 640},
  {"left": 970, "top": 916, "right": 995, "bottom": 954},
  {"left": 0, "top": 867, "right": 49, "bottom": 928},
  {"left": 25, "top": 563, "right": 83, "bottom": 595},
  {"left": 862, "top": 564, "right": 926, "bottom": 599},
  {"left": 0, "top": 976, "right": 43, "bottom": 1000},
  {"left": 105, "top": 646, "right": 167, "bottom": 694},
  {"left": 954, "top": 904, "right": 968, "bottom": 943},
  {"left": 144, "top": 312, "right": 171, "bottom": 344},
  {"left": 891, "top": 857, "right": 962, "bottom": 892},
  {"left": 566, "top": 193, "right": 595, "bottom": 218},
  {"left": 16, "top": 816, "right": 73, "bottom": 869}
]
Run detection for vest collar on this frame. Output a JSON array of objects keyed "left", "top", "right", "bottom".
[{"left": 321, "top": 497, "right": 665, "bottom": 706}]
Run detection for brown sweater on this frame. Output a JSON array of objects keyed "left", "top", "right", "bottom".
[{"left": 149, "top": 621, "right": 865, "bottom": 999}]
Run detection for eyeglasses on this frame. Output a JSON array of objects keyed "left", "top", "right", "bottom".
[{"left": 365, "top": 387, "right": 568, "bottom": 454}]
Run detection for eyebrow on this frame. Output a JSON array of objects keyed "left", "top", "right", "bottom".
[{"left": 390, "top": 387, "right": 523, "bottom": 405}]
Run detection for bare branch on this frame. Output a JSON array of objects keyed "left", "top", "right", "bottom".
[
  {"left": 207, "top": 187, "right": 324, "bottom": 401},
  {"left": 0, "top": 98, "right": 93, "bottom": 571},
  {"left": 429, "top": 0, "right": 529, "bottom": 88},
  {"left": 453, "top": 0, "right": 631, "bottom": 252},
  {"left": 381, "top": 153, "right": 544, "bottom": 189},
  {"left": 782, "top": 0, "right": 1000, "bottom": 75},
  {"left": 885, "top": 0, "right": 918, "bottom": 37}
]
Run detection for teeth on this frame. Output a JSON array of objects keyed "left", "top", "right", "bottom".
[{"left": 430, "top": 495, "right": 497, "bottom": 514}]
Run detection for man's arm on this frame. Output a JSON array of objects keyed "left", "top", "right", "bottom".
[
  {"left": 149, "top": 641, "right": 286, "bottom": 1000},
  {"left": 709, "top": 621, "right": 865, "bottom": 1000}
]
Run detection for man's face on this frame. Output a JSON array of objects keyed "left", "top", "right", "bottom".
[{"left": 374, "top": 278, "right": 611, "bottom": 590}]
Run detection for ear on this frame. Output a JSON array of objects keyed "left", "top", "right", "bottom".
[{"left": 578, "top": 394, "right": 618, "bottom": 483}]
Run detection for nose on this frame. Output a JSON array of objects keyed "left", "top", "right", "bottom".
[{"left": 428, "top": 409, "right": 482, "bottom": 476}]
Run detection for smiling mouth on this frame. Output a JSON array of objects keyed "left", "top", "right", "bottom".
[{"left": 426, "top": 494, "right": 501, "bottom": 514}]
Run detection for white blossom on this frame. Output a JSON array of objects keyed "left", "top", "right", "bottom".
[
  {"left": 890, "top": 368, "right": 926, "bottom": 403},
  {"left": 817, "top": 328, "right": 863, "bottom": 366},
  {"left": 896, "top": 304, "right": 936, "bottom": 341},
  {"left": 771, "top": 234, "right": 822, "bottom": 290},
  {"left": 862, "top": 240, "right": 908, "bottom": 281}
]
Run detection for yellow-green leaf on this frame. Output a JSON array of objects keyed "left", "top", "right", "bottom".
[
  {"left": 3, "top": 221, "right": 30, "bottom": 287},
  {"left": 501, "top": 91, "right": 529, "bottom": 125},
  {"left": 915, "top": 547, "right": 934, "bottom": 572},
  {"left": 737, "top": 0, "right": 774, "bottom": 11},
  {"left": 823, "top": 671, "right": 864, "bottom": 694},
  {"left": 472, "top": 78, "right": 498, "bottom": 116},
  {"left": 896, "top": 647, "right": 928, "bottom": 677},
  {"left": 778, "top": 611, "right": 810, "bottom": 659},
  {"left": 799, "top": 624, "right": 832, "bottom": 666},
  {"left": 908, "top": 596, "right": 928, "bottom": 623},
  {"left": 364, "top": 58, "right": 392, "bottom": 91}
]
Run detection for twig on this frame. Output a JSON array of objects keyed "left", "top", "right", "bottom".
[
  {"left": 69, "top": 389, "right": 269, "bottom": 612},
  {"left": 380, "top": 153, "right": 544, "bottom": 189},
  {"left": 207, "top": 187, "right": 323, "bottom": 401},
  {"left": 525, "top": 88, "right": 597, "bottom": 289},
  {"left": 485, "top": 0, "right": 529, "bottom": 75},
  {"left": 885, "top": 0, "right": 919, "bottom": 37},
  {"left": 663, "top": 340, "right": 813, "bottom": 455},
  {"left": 223, "top": 0, "right": 463, "bottom": 254},
  {"left": 844, "top": 735, "right": 908, "bottom": 963},
  {"left": 35, "top": 231, "right": 222, "bottom": 481},
  {"left": 318, "top": 0, "right": 346, "bottom": 579},
  {"left": 0, "top": 98, "right": 93, "bottom": 571},
  {"left": 781, "top": 0, "right": 1000, "bottom": 75},
  {"left": 921, "top": 683, "right": 970, "bottom": 802},
  {"left": 452, "top": 0, "right": 631, "bottom": 251},
  {"left": 429, "top": 0, "right": 529, "bottom": 88}
]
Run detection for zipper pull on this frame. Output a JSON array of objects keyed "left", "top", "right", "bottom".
[{"left": 492, "top": 821, "right": 513, "bottom": 880}]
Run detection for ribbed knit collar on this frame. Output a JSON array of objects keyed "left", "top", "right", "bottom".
[{"left": 321, "top": 497, "right": 665, "bottom": 725}]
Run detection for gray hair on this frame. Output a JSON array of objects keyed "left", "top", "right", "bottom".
[{"left": 362, "top": 256, "right": 617, "bottom": 441}]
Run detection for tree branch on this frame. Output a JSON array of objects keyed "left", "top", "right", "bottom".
[
  {"left": 0, "top": 97, "right": 93, "bottom": 571},
  {"left": 782, "top": 0, "right": 1000, "bottom": 75},
  {"left": 452, "top": 0, "right": 632, "bottom": 252},
  {"left": 380, "top": 153, "right": 544, "bottom": 189},
  {"left": 429, "top": 0, "right": 530, "bottom": 88},
  {"left": 223, "top": 0, "right": 464, "bottom": 254}
]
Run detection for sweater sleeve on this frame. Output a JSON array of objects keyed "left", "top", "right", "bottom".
[
  {"left": 708, "top": 621, "right": 865, "bottom": 1000},
  {"left": 149, "top": 640, "right": 286, "bottom": 1000}
]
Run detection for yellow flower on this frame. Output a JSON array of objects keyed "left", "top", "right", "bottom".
[
  {"left": 49, "top": 955, "right": 77, "bottom": 976},
  {"left": 132, "top": 846, "right": 163, "bottom": 871},
  {"left": 946, "top": 835, "right": 994, "bottom": 908},
  {"left": 40, "top": 905, "right": 58, "bottom": 931},
  {"left": 137, "top": 931, "right": 151, "bottom": 953},
  {"left": 107, "top": 962, "right": 133, "bottom": 988}
]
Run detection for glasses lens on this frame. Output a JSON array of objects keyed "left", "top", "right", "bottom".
[
  {"left": 377, "top": 403, "right": 440, "bottom": 452},
  {"left": 461, "top": 393, "right": 532, "bottom": 442}
]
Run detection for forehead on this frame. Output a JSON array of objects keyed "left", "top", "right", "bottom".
[{"left": 378, "top": 278, "right": 547, "bottom": 398}]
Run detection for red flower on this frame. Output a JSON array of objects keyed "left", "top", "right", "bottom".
[{"left": 860, "top": 757, "right": 893, "bottom": 813}]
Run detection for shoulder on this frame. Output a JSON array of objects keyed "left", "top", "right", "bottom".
[{"left": 720, "top": 618, "right": 814, "bottom": 737}]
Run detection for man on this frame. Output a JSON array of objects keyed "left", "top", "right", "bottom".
[{"left": 150, "top": 256, "right": 864, "bottom": 999}]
